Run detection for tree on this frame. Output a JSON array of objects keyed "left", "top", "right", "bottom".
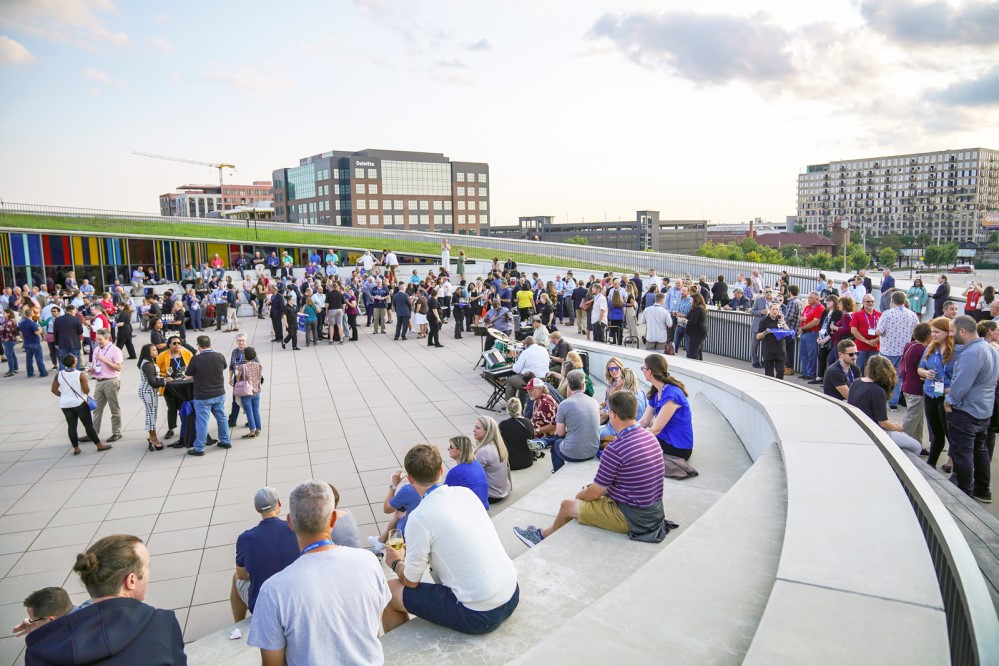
[
  {"left": 807, "top": 251, "right": 833, "bottom": 270},
  {"left": 878, "top": 247, "right": 897, "bottom": 269},
  {"left": 793, "top": 224, "right": 807, "bottom": 233},
  {"left": 738, "top": 237, "right": 760, "bottom": 253},
  {"left": 849, "top": 246, "right": 870, "bottom": 271},
  {"left": 564, "top": 235, "right": 589, "bottom": 246},
  {"left": 924, "top": 242, "right": 959, "bottom": 267}
]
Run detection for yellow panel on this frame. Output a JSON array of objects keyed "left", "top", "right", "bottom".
[{"left": 206, "top": 243, "right": 228, "bottom": 265}]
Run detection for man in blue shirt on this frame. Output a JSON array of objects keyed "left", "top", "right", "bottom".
[
  {"left": 309, "top": 250, "right": 322, "bottom": 267},
  {"left": 231, "top": 487, "right": 300, "bottom": 621},
  {"left": 370, "top": 279, "right": 389, "bottom": 334},
  {"left": 946, "top": 316, "right": 999, "bottom": 502}
]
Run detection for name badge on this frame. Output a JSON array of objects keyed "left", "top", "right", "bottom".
[
  {"left": 92, "top": 360, "right": 102, "bottom": 374},
  {"left": 934, "top": 381, "right": 945, "bottom": 394},
  {"left": 867, "top": 328, "right": 876, "bottom": 336}
]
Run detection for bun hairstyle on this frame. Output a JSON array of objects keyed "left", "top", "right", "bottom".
[{"left": 73, "top": 534, "right": 143, "bottom": 598}]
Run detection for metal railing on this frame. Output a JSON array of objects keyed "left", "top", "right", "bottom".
[
  {"left": 0, "top": 202, "right": 819, "bottom": 285},
  {"left": 703, "top": 309, "right": 755, "bottom": 362}
]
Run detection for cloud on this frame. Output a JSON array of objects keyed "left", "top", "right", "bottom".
[
  {"left": 151, "top": 36, "right": 173, "bottom": 54},
  {"left": 435, "top": 58, "right": 467, "bottom": 69},
  {"left": 0, "top": 35, "right": 36, "bottom": 64},
  {"left": 203, "top": 62, "right": 296, "bottom": 93},
  {"left": 168, "top": 73, "right": 182, "bottom": 84},
  {"left": 587, "top": 11, "right": 795, "bottom": 85},
  {"left": 0, "top": 0, "right": 130, "bottom": 50},
  {"left": 465, "top": 38, "right": 491, "bottom": 51},
  {"left": 860, "top": 0, "right": 999, "bottom": 48},
  {"left": 84, "top": 66, "right": 127, "bottom": 88},
  {"left": 931, "top": 65, "right": 999, "bottom": 107}
]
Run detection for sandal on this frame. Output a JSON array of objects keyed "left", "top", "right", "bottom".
[
  {"left": 95, "top": 444, "right": 113, "bottom": 452},
  {"left": 241, "top": 432, "right": 255, "bottom": 439},
  {"left": 73, "top": 447, "right": 81, "bottom": 456}
]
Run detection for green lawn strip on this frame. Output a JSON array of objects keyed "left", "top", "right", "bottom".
[{"left": 0, "top": 213, "right": 613, "bottom": 272}]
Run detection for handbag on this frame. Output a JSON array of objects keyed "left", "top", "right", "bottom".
[
  {"left": 233, "top": 365, "right": 254, "bottom": 397},
  {"left": 60, "top": 371, "right": 98, "bottom": 410}
]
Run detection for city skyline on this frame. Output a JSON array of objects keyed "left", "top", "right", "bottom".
[{"left": 1, "top": 0, "right": 997, "bottom": 227}]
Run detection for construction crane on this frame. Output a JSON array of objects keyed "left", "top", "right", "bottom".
[{"left": 133, "top": 151, "right": 236, "bottom": 188}]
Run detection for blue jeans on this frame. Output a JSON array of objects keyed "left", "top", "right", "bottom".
[
  {"left": 24, "top": 342, "right": 46, "bottom": 377},
  {"left": 193, "top": 394, "right": 231, "bottom": 452},
  {"left": 551, "top": 438, "right": 594, "bottom": 472},
  {"left": 240, "top": 394, "right": 261, "bottom": 431},
  {"left": 58, "top": 348, "right": 82, "bottom": 371},
  {"left": 799, "top": 331, "right": 819, "bottom": 378},
  {"left": 2, "top": 341, "right": 17, "bottom": 373},
  {"left": 190, "top": 309, "right": 203, "bottom": 330},
  {"left": 884, "top": 354, "right": 902, "bottom": 407},
  {"left": 856, "top": 350, "right": 878, "bottom": 374}
]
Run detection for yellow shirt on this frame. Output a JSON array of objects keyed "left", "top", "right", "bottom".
[{"left": 516, "top": 289, "right": 534, "bottom": 309}]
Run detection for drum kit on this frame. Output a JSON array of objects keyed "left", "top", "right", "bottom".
[{"left": 487, "top": 327, "right": 523, "bottom": 360}]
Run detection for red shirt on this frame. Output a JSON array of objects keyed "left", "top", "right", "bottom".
[
  {"left": 800, "top": 303, "right": 825, "bottom": 331},
  {"left": 850, "top": 309, "right": 881, "bottom": 351},
  {"left": 965, "top": 290, "right": 980, "bottom": 312},
  {"left": 90, "top": 313, "right": 111, "bottom": 341},
  {"left": 211, "top": 257, "right": 224, "bottom": 269},
  {"left": 531, "top": 394, "right": 558, "bottom": 433}
]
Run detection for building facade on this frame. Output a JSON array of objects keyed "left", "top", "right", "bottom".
[
  {"left": 271, "top": 149, "right": 490, "bottom": 234},
  {"left": 159, "top": 181, "right": 272, "bottom": 218},
  {"left": 797, "top": 147, "right": 999, "bottom": 244},
  {"left": 492, "top": 212, "right": 706, "bottom": 254}
]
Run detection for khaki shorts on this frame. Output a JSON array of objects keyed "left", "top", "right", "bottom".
[
  {"left": 577, "top": 496, "right": 628, "bottom": 534},
  {"left": 235, "top": 578, "right": 251, "bottom": 606}
]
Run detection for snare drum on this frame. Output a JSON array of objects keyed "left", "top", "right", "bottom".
[{"left": 494, "top": 340, "right": 508, "bottom": 354}]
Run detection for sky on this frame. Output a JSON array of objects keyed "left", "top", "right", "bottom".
[{"left": 1, "top": 0, "right": 997, "bottom": 227}]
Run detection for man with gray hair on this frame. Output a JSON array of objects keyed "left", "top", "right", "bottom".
[
  {"left": 551, "top": 369, "right": 601, "bottom": 472},
  {"left": 945, "top": 316, "right": 999, "bottom": 503},
  {"left": 248, "top": 480, "right": 390, "bottom": 664},
  {"left": 640, "top": 292, "right": 672, "bottom": 350},
  {"left": 230, "top": 487, "right": 300, "bottom": 622}
]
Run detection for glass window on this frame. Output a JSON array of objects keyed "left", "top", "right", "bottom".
[
  {"left": 367, "top": 168, "right": 377, "bottom": 179},
  {"left": 444, "top": 201, "right": 452, "bottom": 210},
  {"left": 380, "top": 160, "right": 452, "bottom": 196},
  {"left": 457, "top": 172, "right": 465, "bottom": 182},
  {"left": 419, "top": 200, "right": 429, "bottom": 210},
  {"left": 467, "top": 186, "right": 476, "bottom": 196},
  {"left": 333, "top": 169, "right": 339, "bottom": 179},
  {"left": 407, "top": 200, "right": 417, "bottom": 210},
  {"left": 370, "top": 214, "right": 379, "bottom": 225},
  {"left": 355, "top": 167, "right": 365, "bottom": 179},
  {"left": 469, "top": 200, "right": 477, "bottom": 210},
  {"left": 459, "top": 215, "right": 466, "bottom": 224},
  {"left": 356, "top": 200, "right": 366, "bottom": 210},
  {"left": 434, "top": 214, "right": 443, "bottom": 225},
  {"left": 457, "top": 201, "right": 466, "bottom": 210},
  {"left": 394, "top": 200, "right": 403, "bottom": 210},
  {"left": 480, "top": 214, "right": 488, "bottom": 224},
  {"left": 286, "top": 164, "right": 316, "bottom": 200},
  {"left": 369, "top": 184, "right": 378, "bottom": 194},
  {"left": 433, "top": 200, "right": 443, "bottom": 210},
  {"left": 479, "top": 201, "right": 488, "bottom": 211},
  {"left": 335, "top": 214, "right": 342, "bottom": 225},
  {"left": 334, "top": 184, "right": 341, "bottom": 195},
  {"left": 355, "top": 184, "right": 365, "bottom": 194},
  {"left": 335, "top": 200, "right": 341, "bottom": 210},
  {"left": 444, "top": 214, "right": 452, "bottom": 224},
  {"left": 478, "top": 173, "right": 487, "bottom": 183},
  {"left": 457, "top": 187, "right": 465, "bottom": 196},
  {"left": 369, "top": 200, "right": 378, "bottom": 210},
  {"left": 357, "top": 215, "right": 367, "bottom": 225}
]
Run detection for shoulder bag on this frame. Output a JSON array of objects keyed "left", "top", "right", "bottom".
[
  {"left": 60, "top": 371, "right": 97, "bottom": 410},
  {"left": 233, "top": 364, "right": 254, "bottom": 397}
]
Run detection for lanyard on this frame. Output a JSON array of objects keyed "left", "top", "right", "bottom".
[
  {"left": 301, "top": 539, "right": 334, "bottom": 555},
  {"left": 865, "top": 311, "right": 876, "bottom": 328},
  {"left": 424, "top": 483, "right": 443, "bottom": 497},
  {"left": 616, "top": 424, "right": 640, "bottom": 438}
]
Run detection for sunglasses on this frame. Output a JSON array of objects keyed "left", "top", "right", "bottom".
[
  {"left": 845, "top": 352, "right": 858, "bottom": 357},
  {"left": 170, "top": 342, "right": 181, "bottom": 346},
  {"left": 608, "top": 366, "right": 620, "bottom": 372}
]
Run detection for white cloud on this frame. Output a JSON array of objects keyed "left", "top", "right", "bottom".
[
  {"left": 203, "top": 62, "right": 295, "bottom": 93},
  {"left": 0, "top": 0, "right": 131, "bottom": 50},
  {"left": 168, "top": 73, "right": 182, "bottom": 84},
  {"left": 151, "top": 37, "right": 173, "bottom": 54},
  {"left": 84, "top": 66, "right": 127, "bottom": 88},
  {"left": 0, "top": 35, "right": 36, "bottom": 64}
]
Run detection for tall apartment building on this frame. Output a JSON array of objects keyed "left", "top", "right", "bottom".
[
  {"left": 271, "top": 149, "right": 490, "bottom": 234},
  {"left": 797, "top": 148, "right": 999, "bottom": 244},
  {"left": 159, "top": 181, "right": 272, "bottom": 218},
  {"left": 491, "top": 212, "right": 707, "bottom": 254}
]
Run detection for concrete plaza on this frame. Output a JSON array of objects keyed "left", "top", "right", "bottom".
[{"left": 0, "top": 315, "right": 499, "bottom": 665}]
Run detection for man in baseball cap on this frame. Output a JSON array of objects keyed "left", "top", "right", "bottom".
[{"left": 230, "top": 488, "right": 300, "bottom": 621}]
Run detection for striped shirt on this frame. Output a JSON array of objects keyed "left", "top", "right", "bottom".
[{"left": 593, "top": 426, "right": 665, "bottom": 508}]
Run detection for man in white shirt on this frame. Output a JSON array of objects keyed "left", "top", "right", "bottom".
[
  {"left": 383, "top": 445, "right": 519, "bottom": 635},
  {"left": 640, "top": 292, "right": 673, "bottom": 350},
  {"left": 590, "top": 283, "right": 609, "bottom": 343},
  {"left": 248, "top": 480, "right": 390, "bottom": 665},
  {"left": 505, "top": 336, "right": 551, "bottom": 400},
  {"left": 850, "top": 276, "right": 867, "bottom": 303},
  {"left": 647, "top": 269, "right": 663, "bottom": 292},
  {"left": 384, "top": 249, "right": 399, "bottom": 282}
]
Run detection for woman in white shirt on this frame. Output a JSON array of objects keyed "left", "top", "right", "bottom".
[
  {"left": 51, "top": 353, "right": 111, "bottom": 455},
  {"left": 472, "top": 416, "right": 512, "bottom": 504}
]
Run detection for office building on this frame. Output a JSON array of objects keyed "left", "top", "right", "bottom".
[
  {"left": 159, "top": 181, "right": 272, "bottom": 218},
  {"left": 271, "top": 149, "right": 490, "bottom": 234},
  {"left": 491, "top": 212, "right": 706, "bottom": 254},
  {"left": 797, "top": 147, "right": 999, "bottom": 244}
]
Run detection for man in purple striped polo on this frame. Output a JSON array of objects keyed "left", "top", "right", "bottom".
[{"left": 514, "top": 391, "right": 673, "bottom": 547}]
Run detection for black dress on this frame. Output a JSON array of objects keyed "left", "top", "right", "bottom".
[
  {"left": 500, "top": 416, "right": 535, "bottom": 470},
  {"left": 757, "top": 315, "right": 786, "bottom": 362}
]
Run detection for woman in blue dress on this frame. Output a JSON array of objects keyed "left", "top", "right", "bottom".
[{"left": 639, "top": 353, "right": 694, "bottom": 460}]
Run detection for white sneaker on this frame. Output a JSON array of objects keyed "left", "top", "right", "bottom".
[{"left": 367, "top": 536, "right": 386, "bottom": 554}]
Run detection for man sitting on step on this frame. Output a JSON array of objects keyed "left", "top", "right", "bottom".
[{"left": 514, "top": 391, "right": 673, "bottom": 547}]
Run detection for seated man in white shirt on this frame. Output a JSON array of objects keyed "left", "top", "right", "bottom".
[
  {"left": 383, "top": 444, "right": 519, "bottom": 635},
  {"left": 504, "top": 336, "right": 551, "bottom": 400}
]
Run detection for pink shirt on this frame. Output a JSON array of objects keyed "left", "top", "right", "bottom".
[{"left": 92, "top": 342, "right": 124, "bottom": 379}]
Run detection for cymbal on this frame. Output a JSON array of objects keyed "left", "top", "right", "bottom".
[{"left": 487, "top": 327, "right": 511, "bottom": 344}]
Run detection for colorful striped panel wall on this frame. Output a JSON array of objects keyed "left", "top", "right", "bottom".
[
  {"left": 42, "top": 235, "right": 72, "bottom": 265},
  {"left": 72, "top": 236, "right": 102, "bottom": 265},
  {"left": 10, "top": 233, "right": 42, "bottom": 266},
  {"left": 104, "top": 238, "right": 125, "bottom": 264}
]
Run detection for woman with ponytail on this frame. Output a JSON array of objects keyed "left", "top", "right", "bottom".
[{"left": 639, "top": 353, "right": 694, "bottom": 460}]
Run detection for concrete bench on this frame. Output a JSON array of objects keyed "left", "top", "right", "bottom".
[{"left": 513, "top": 444, "right": 786, "bottom": 665}]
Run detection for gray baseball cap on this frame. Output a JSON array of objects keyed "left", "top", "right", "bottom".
[{"left": 254, "top": 487, "right": 280, "bottom": 512}]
